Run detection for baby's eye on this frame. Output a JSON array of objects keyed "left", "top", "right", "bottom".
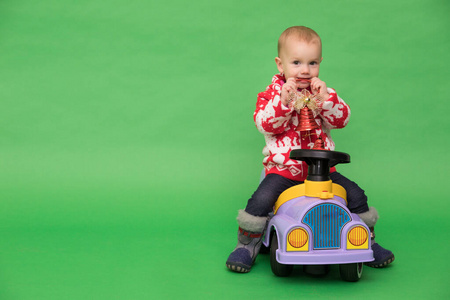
[
  {"left": 310, "top": 61, "right": 318, "bottom": 65},
  {"left": 293, "top": 61, "right": 300, "bottom": 65}
]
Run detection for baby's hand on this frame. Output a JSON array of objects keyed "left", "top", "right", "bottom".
[
  {"left": 280, "top": 78, "right": 298, "bottom": 107},
  {"left": 311, "top": 77, "right": 329, "bottom": 101}
]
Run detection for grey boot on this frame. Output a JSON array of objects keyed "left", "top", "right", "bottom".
[
  {"left": 226, "top": 210, "right": 267, "bottom": 273},
  {"left": 358, "top": 207, "right": 395, "bottom": 268},
  {"left": 357, "top": 207, "right": 379, "bottom": 229}
]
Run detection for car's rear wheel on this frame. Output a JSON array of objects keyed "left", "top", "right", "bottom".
[
  {"left": 339, "top": 262, "right": 363, "bottom": 282},
  {"left": 270, "top": 233, "right": 293, "bottom": 277}
]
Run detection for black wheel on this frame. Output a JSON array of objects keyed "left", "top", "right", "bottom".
[
  {"left": 270, "top": 233, "right": 293, "bottom": 277},
  {"left": 339, "top": 263, "right": 363, "bottom": 282},
  {"left": 259, "top": 242, "right": 270, "bottom": 254}
]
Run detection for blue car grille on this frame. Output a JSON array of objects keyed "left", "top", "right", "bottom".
[{"left": 302, "top": 204, "right": 351, "bottom": 249}]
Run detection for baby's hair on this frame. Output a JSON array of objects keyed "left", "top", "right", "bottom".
[{"left": 278, "top": 26, "right": 322, "bottom": 56}]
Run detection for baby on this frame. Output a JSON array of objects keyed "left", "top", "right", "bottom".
[{"left": 226, "top": 26, "right": 394, "bottom": 273}]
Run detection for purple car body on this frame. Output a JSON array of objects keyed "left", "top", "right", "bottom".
[
  {"left": 263, "top": 194, "right": 374, "bottom": 265},
  {"left": 261, "top": 147, "right": 375, "bottom": 281}
]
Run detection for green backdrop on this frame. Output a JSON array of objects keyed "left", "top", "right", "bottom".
[{"left": 0, "top": 0, "right": 449, "bottom": 299}]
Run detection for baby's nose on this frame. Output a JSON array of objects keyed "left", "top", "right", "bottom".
[{"left": 300, "top": 65, "right": 310, "bottom": 74}]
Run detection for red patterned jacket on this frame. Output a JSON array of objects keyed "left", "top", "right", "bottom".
[{"left": 254, "top": 74, "right": 351, "bottom": 181}]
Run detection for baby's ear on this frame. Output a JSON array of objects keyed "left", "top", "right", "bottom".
[{"left": 275, "top": 57, "right": 283, "bottom": 73}]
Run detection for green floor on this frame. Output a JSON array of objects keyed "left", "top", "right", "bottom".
[{"left": 0, "top": 0, "right": 449, "bottom": 299}]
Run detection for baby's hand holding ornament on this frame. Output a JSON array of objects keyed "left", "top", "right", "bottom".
[{"left": 291, "top": 82, "right": 324, "bottom": 132}]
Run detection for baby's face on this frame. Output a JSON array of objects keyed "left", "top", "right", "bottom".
[{"left": 276, "top": 38, "right": 322, "bottom": 89}]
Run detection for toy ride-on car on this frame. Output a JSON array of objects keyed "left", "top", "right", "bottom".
[{"left": 262, "top": 148, "right": 374, "bottom": 282}]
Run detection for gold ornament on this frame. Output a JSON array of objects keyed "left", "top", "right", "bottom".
[{"left": 292, "top": 89, "right": 323, "bottom": 116}]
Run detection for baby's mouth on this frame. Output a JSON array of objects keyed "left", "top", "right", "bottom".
[{"left": 296, "top": 78, "right": 311, "bottom": 83}]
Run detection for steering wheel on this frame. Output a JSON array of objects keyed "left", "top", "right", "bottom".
[{"left": 289, "top": 149, "right": 350, "bottom": 181}]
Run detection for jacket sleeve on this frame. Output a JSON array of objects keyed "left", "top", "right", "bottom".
[
  {"left": 253, "top": 84, "right": 294, "bottom": 135},
  {"left": 319, "top": 88, "right": 351, "bottom": 129}
]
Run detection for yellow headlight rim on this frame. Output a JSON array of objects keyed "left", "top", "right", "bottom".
[
  {"left": 288, "top": 228, "right": 308, "bottom": 248},
  {"left": 348, "top": 226, "right": 368, "bottom": 246}
]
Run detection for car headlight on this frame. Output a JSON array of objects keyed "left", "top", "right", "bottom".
[
  {"left": 287, "top": 228, "right": 308, "bottom": 251},
  {"left": 347, "top": 226, "right": 369, "bottom": 249}
]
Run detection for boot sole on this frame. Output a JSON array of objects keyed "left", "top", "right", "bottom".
[
  {"left": 226, "top": 262, "right": 251, "bottom": 273},
  {"left": 365, "top": 254, "right": 395, "bottom": 268}
]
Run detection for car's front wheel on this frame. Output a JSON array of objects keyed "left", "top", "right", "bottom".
[
  {"left": 339, "top": 262, "right": 363, "bottom": 282},
  {"left": 270, "top": 232, "right": 293, "bottom": 277}
]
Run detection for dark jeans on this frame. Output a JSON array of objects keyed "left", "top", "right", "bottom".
[{"left": 245, "top": 172, "right": 369, "bottom": 217}]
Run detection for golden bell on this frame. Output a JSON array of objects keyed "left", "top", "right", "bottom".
[{"left": 295, "top": 106, "right": 319, "bottom": 132}]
